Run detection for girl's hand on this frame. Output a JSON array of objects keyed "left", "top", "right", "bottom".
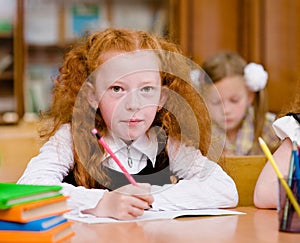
[{"left": 83, "top": 183, "right": 154, "bottom": 220}]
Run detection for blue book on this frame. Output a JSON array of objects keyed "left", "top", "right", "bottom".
[{"left": 0, "top": 215, "right": 67, "bottom": 231}]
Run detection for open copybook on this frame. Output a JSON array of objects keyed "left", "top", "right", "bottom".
[{"left": 65, "top": 208, "right": 245, "bottom": 224}]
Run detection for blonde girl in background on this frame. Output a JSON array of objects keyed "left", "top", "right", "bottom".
[
  {"left": 18, "top": 28, "right": 238, "bottom": 220},
  {"left": 201, "top": 51, "right": 280, "bottom": 156}
]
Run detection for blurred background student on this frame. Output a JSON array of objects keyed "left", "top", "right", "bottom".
[
  {"left": 254, "top": 83, "right": 300, "bottom": 208},
  {"left": 201, "top": 51, "right": 280, "bottom": 156}
]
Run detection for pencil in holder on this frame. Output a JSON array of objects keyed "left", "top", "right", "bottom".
[{"left": 278, "top": 178, "right": 300, "bottom": 233}]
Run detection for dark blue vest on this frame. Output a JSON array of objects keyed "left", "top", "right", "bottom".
[{"left": 63, "top": 142, "right": 170, "bottom": 190}]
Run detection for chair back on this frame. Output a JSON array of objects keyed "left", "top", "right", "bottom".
[{"left": 218, "top": 155, "right": 267, "bottom": 206}]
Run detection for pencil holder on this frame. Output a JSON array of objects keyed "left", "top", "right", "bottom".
[{"left": 278, "top": 178, "right": 300, "bottom": 232}]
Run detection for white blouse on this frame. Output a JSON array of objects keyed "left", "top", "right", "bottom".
[
  {"left": 273, "top": 116, "right": 300, "bottom": 145},
  {"left": 18, "top": 124, "right": 238, "bottom": 215}
]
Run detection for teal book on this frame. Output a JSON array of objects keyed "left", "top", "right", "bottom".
[
  {"left": 0, "top": 221, "right": 74, "bottom": 243},
  {"left": 0, "top": 183, "right": 62, "bottom": 209},
  {"left": 0, "top": 215, "right": 67, "bottom": 231}
]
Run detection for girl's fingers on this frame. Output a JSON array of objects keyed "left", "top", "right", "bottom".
[
  {"left": 129, "top": 195, "right": 152, "bottom": 210},
  {"left": 116, "top": 183, "right": 154, "bottom": 206},
  {"left": 128, "top": 205, "right": 145, "bottom": 217},
  {"left": 134, "top": 193, "right": 154, "bottom": 206},
  {"left": 132, "top": 183, "right": 154, "bottom": 205},
  {"left": 116, "top": 197, "right": 150, "bottom": 219}
]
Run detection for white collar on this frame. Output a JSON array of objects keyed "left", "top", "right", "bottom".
[{"left": 101, "top": 129, "right": 159, "bottom": 168}]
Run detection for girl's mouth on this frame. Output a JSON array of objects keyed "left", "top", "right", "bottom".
[{"left": 124, "top": 119, "right": 143, "bottom": 126}]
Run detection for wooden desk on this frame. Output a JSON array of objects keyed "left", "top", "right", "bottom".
[
  {"left": 69, "top": 207, "right": 300, "bottom": 243},
  {"left": 0, "top": 121, "right": 40, "bottom": 182}
]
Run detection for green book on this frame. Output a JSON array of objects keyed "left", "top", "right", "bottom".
[{"left": 0, "top": 183, "right": 62, "bottom": 209}]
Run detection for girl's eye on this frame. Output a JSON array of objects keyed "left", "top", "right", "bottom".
[
  {"left": 141, "top": 86, "right": 154, "bottom": 92},
  {"left": 230, "top": 97, "right": 240, "bottom": 103},
  {"left": 111, "top": 86, "right": 123, "bottom": 93},
  {"left": 210, "top": 99, "right": 222, "bottom": 106}
]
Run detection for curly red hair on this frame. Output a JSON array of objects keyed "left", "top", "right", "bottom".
[{"left": 39, "top": 28, "right": 212, "bottom": 188}]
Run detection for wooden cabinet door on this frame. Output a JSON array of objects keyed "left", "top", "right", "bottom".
[
  {"left": 177, "top": 0, "right": 300, "bottom": 113},
  {"left": 263, "top": 0, "right": 300, "bottom": 113}
]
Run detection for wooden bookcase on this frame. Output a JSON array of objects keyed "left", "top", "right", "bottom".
[
  {"left": 0, "top": 0, "right": 24, "bottom": 124},
  {"left": 3, "top": 0, "right": 297, "bottom": 123},
  {"left": 23, "top": 0, "right": 176, "bottom": 114}
]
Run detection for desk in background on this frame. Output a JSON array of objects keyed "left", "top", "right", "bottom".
[
  {"left": 0, "top": 121, "right": 40, "bottom": 182},
  {"left": 70, "top": 207, "right": 300, "bottom": 243}
]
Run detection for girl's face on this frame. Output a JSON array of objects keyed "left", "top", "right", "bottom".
[
  {"left": 94, "top": 51, "right": 167, "bottom": 143},
  {"left": 206, "top": 76, "right": 254, "bottom": 134}
]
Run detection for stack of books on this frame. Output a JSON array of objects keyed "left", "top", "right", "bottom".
[{"left": 0, "top": 183, "right": 75, "bottom": 243}]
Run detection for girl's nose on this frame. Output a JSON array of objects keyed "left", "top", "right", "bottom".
[
  {"left": 223, "top": 101, "right": 232, "bottom": 114},
  {"left": 125, "top": 90, "right": 141, "bottom": 111}
]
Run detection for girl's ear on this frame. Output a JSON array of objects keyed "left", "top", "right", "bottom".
[
  {"left": 248, "top": 90, "right": 255, "bottom": 105},
  {"left": 86, "top": 82, "right": 98, "bottom": 110},
  {"left": 158, "top": 87, "right": 168, "bottom": 109}
]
